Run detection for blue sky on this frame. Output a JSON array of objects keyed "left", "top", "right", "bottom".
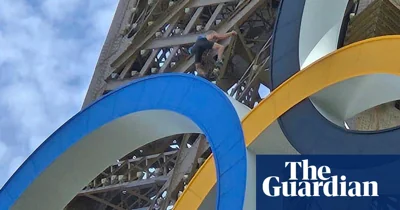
[{"left": 0, "top": 0, "right": 118, "bottom": 188}]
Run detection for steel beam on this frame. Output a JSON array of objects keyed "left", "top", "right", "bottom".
[
  {"left": 217, "top": 77, "right": 237, "bottom": 91},
  {"left": 157, "top": 0, "right": 264, "bottom": 74},
  {"left": 118, "top": 58, "right": 136, "bottom": 79},
  {"left": 76, "top": 138, "right": 179, "bottom": 209},
  {"left": 129, "top": 0, "right": 162, "bottom": 41},
  {"left": 190, "top": 0, "right": 237, "bottom": 7},
  {"left": 82, "top": 0, "right": 131, "bottom": 107},
  {"left": 110, "top": 0, "right": 193, "bottom": 72},
  {"left": 78, "top": 176, "right": 168, "bottom": 195},
  {"left": 106, "top": 0, "right": 263, "bottom": 91},
  {"left": 106, "top": 37, "right": 227, "bottom": 91},
  {"left": 159, "top": 3, "right": 223, "bottom": 73},
  {"left": 144, "top": 2, "right": 227, "bottom": 51},
  {"left": 105, "top": 78, "right": 133, "bottom": 91},
  {"left": 151, "top": 135, "right": 210, "bottom": 209},
  {"left": 85, "top": 194, "right": 125, "bottom": 210},
  {"left": 74, "top": 1, "right": 278, "bottom": 209},
  {"left": 127, "top": 186, "right": 159, "bottom": 209},
  {"left": 157, "top": 134, "right": 192, "bottom": 209},
  {"left": 110, "top": 150, "right": 178, "bottom": 167},
  {"left": 234, "top": 25, "right": 254, "bottom": 62},
  {"left": 87, "top": 150, "right": 177, "bottom": 189},
  {"left": 110, "top": 0, "right": 239, "bottom": 72},
  {"left": 218, "top": 36, "right": 237, "bottom": 80},
  {"left": 159, "top": 7, "right": 205, "bottom": 73},
  {"left": 138, "top": 15, "right": 180, "bottom": 76},
  {"left": 258, "top": 68, "right": 271, "bottom": 88},
  {"left": 144, "top": 33, "right": 202, "bottom": 50},
  {"left": 126, "top": 189, "right": 152, "bottom": 203},
  {"left": 205, "top": 3, "right": 225, "bottom": 29}
]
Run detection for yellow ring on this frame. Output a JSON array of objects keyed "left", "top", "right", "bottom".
[{"left": 173, "top": 35, "right": 400, "bottom": 209}]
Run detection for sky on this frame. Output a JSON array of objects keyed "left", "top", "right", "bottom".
[{"left": 0, "top": 0, "right": 118, "bottom": 188}]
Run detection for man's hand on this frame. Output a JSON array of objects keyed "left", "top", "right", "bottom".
[{"left": 230, "top": 30, "right": 238, "bottom": 36}]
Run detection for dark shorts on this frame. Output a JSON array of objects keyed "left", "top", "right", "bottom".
[{"left": 191, "top": 37, "right": 214, "bottom": 63}]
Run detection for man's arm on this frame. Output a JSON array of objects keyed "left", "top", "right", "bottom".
[{"left": 207, "top": 30, "right": 237, "bottom": 41}]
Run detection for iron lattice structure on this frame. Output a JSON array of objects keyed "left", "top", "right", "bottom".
[
  {"left": 65, "top": 0, "right": 400, "bottom": 209},
  {"left": 66, "top": 0, "right": 278, "bottom": 209},
  {"left": 63, "top": 0, "right": 400, "bottom": 209}
]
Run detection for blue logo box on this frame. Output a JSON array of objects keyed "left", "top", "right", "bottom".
[{"left": 256, "top": 155, "right": 400, "bottom": 210}]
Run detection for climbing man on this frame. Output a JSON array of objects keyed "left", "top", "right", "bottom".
[{"left": 188, "top": 30, "right": 237, "bottom": 80}]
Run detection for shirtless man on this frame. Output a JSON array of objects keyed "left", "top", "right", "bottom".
[{"left": 188, "top": 30, "right": 237, "bottom": 79}]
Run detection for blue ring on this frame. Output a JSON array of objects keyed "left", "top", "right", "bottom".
[
  {"left": 0, "top": 73, "right": 247, "bottom": 210},
  {"left": 270, "top": 0, "right": 400, "bottom": 155}
]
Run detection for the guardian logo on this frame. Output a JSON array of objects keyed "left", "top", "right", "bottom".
[{"left": 262, "top": 159, "right": 379, "bottom": 197}]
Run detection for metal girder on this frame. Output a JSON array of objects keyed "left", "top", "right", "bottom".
[
  {"left": 106, "top": 37, "right": 227, "bottom": 91},
  {"left": 138, "top": 50, "right": 159, "bottom": 76},
  {"left": 109, "top": 0, "right": 162, "bottom": 79},
  {"left": 126, "top": 189, "right": 152, "bottom": 203},
  {"left": 237, "top": 72, "right": 261, "bottom": 105},
  {"left": 230, "top": 34, "right": 271, "bottom": 98},
  {"left": 110, "top": 0, "right": 193, "bottom": 72},
  {"left": 105, "top": 0, "right": 263, "bottom": 91},
  {"left": 69, "top": 135, "right": 182, "bottom": 209},
  {"left": 160, "top": 134, "right": 194, "bottom": 208},
  {"left": 150, "top": 135, "right": 209, "bottom": 209},
  {"left": 130, "top": 0, "right": 163, "bottom": 41},
  {"left": 139, "top": 15, "right": 181, "bottom": 76},
  {"left": 85, "top": 194, "right": 125, "bottom": 210},
  {"left": 190, "top": 0, "right": 237, "bottom": 7},
  {"left": 234, "top": 25, "right": 254, "bottom": 62},
  {"left": 151, "top": 134, "right": 191, "bottom": 209},
  {"left": 258, "top": 68, "right": 271, "bottom": 88},
  {"left": 105, "top": 78, "right": 132, "bottom": 91},
  {"left": 218, "top": 36, "right": 237, "bottom": 80},
  {"left": 159, "top": 7, "right": 205, "bottom": 73},
  {"left": 79, "top": 148, "right": 177, "bottom": 196},
  {"left": 82, "top": 0, "right": 132, "bottom": 108},
  {"left": 170, "top": 0, "right": 264, "bottom": 73},
  {"left": 144, "top": 33, "right": 203, "bottom": 50},
  {"left": 205, "top": 3, "right": 225, "bottom": 30},
  {"left": 127, "top": 186, "right": 159, "bottom": 209},
  {"left": 158, "top": 3, "right": 224, "bottom": 73},
  {"left": 145, "top": 169, "right": 175, "bottom": 209},
  {"left": 217, "top": 77, "right": 237, "bottom": 91},
  {"left": 118, "top": 58, "right": 136, "bottom": 79},
  {"left": 79, "top": 176, "right": 169, "bottom": 195},
  {"left": 74, "top": 1, "right": 280, "bottom": 210},
  {"left": 144, "top": 1, "right": 237, "bottom": 51},
  {"left": 110, "top": 0, "right": 248, "bottom": 72}
]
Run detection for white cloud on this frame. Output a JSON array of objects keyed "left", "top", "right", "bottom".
[
  {"left": 0, "top": 0, "right": 118, "bottom": 188},
  {"left": 41, "top": 0, "right": 83, "bottom": 21},
  {"left": 0, "top": 141, "right": 7, "bottom": 161},
  {"left": 91, "top": 5, "right": 118, "bottom": 36}
]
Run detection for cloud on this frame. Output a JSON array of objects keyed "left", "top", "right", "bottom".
[
  {"left": 41, "top": 0, "right": 83, "bottom": 21},
  {"left": 0, "top": 0, "right": 117, "bottom": 187},
  {"left": 0, "top": 141, "right": 7, "bottom": 161}
]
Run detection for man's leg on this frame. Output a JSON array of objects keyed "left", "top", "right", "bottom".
[
  {"left": 212, "top": 43, "right": 225, "bottom": 62},
  {"left": 195, "top": 63, "right": 207, "bottom": 78},
  {"left": 212, "top": 43, "right": 225, "bottom": 70},
  {"left": 193, "top": 47, "right": 208, "bottom": 78}
]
